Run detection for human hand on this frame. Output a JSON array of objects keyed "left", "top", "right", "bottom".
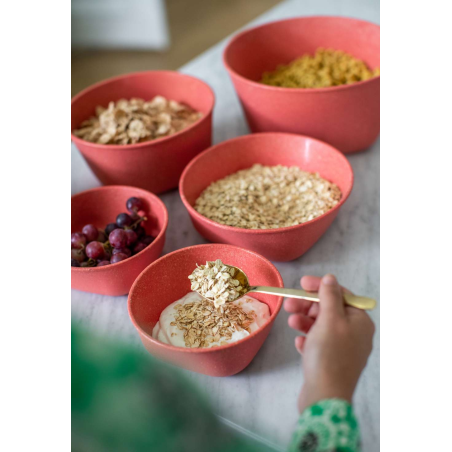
[{"left": 284, "top": 274, "right": 375, "bottom": 413}]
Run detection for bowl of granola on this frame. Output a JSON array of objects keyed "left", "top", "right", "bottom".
[
  {"left": 179, "top": 133, "right": 353, "bottom": 261},
  {"left": 223, "top": 16, "right": 380, "bottom": 153},
  {"left": 128, "top": 244, "right": 283, "bottom": 376},
  {"left": 71, "top": 71, "right": 215, "bottom": 194}
]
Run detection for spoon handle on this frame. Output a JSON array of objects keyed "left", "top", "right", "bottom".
[{"left": 249, "top": 286, "right": 377, "bottom": 311}]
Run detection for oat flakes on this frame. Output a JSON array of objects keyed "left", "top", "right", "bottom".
[
  {"left": 189, "top": 259, "right": 247, "bottom": 307},
  {"left": 194, "top": 164, "right": 341, "bottom": 229},
  {"left": 170, "top": 297, "right": 256, "bottom": 348}
]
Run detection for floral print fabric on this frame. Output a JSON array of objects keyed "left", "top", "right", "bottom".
[{"left": 289, "top": 399, "right": 360, "bottom": 452}]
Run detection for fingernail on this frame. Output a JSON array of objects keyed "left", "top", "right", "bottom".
[{"left": 322, "top": 274, "right": 337, "bottom": 286}]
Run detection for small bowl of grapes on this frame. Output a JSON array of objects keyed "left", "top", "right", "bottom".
[{"left": 71, "top": 185, "right": 168, "bottom": 296}]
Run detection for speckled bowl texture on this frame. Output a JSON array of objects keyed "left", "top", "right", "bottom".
[
  {"left": 128, "top": 244, "right": 284, "bottom": 377},
  {"left": 71, "top": 186, "right": 168, "bottom": 296},
  {"left": 223, "top": 16, "right": 380, "bottom": 153},
  {"left": 180, "top": 133, "right": 353, "bottom": 262},
  {"left": 71, "top": 71, "right": 215, "bottom": 194}
]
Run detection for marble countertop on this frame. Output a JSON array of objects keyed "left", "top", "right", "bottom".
[{"left": 71, "top": 0, "right": 380, "bottom": 450}]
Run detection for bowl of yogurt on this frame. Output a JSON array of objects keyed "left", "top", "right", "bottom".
[{"left": 128, "top": 244, "right": 283, "bottom": 376}]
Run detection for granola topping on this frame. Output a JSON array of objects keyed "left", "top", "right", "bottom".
[
  {"left": 261, "top": 48, "right": 380, "bottom": 89},
  {"left": 194, "top": 164, "right": 342, "bottom": 229}
]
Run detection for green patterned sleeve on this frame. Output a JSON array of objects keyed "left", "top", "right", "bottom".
[{"left": 288, "top": 399, "right": 360, "bottom": 452}]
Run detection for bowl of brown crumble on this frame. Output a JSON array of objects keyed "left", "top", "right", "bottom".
[
  {"left": 128, "top": 244, "right": 283, "bottom": 377},
  {"left": 179, "top": 133, "right": 353, "bottom": 261}
]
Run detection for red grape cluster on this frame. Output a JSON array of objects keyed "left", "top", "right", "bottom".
[{"left": 71, "top": 197, "right": 155, "bottom": 267}]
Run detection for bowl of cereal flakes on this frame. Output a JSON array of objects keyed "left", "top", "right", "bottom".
[
  {"left": 179, "top": 133, "right": 353, "bottom": 261},
  {"left": 128, "top": 244, "right": 284, "bottom": 376},
  {"left": 71, "top": 71, "right": 215, "bottom": 194},
  {"left": 223, "top": 16, "right": 380, "bottom": 153}
]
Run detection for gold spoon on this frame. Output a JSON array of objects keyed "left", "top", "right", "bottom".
[{"left": 203, "top": 265, "right": 377, "bottom": 311}]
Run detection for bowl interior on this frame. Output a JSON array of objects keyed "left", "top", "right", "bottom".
[
  {"left": 181, "top": 133, "right": 353, "bottom": 207},
  {"left": 225, "top": 17, "right": 380, "bottom": 82},
  {"left": 71, "top": 186, "right": 166, "bottom": 239},
  {"left": 71, "top": 71, "right": 214, "bottom": 131},
  {"left": 129, "top": 245, "right": 283, "bottom": 338}
]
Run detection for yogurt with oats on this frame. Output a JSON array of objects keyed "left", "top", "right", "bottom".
[{"left": 152, "top": 292, "right": 270, "bottom": 348}]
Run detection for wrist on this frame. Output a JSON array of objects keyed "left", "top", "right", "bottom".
[{"left": 299, "top": 378, "right": 354, "bottom": 413}]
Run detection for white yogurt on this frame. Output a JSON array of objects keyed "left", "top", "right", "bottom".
[{"left": 152, "top": 291, "right": 270, "bottom": 348}]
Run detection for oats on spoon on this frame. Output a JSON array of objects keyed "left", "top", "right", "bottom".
[{"left": 188, "top": 259, "right": 247, "bottom": 308}]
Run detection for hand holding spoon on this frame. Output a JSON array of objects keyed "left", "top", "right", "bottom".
[{"left": 192, "top": 263, "right": 376, "bottom": 311}]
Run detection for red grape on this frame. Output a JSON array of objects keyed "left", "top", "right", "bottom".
[
  {"left": 71, "top": 198, "right": 149, "bottom": 267},
  {"left": 130, "top": 211, "right": 140, "bottom": 221},
  {"left": 112, "top": 247, "right": 132, "bottom": 258},
  {"left": 110, "top": 253, "right": 129, "bottom": 264},
  {"left": 142, "top": 235, "right": 155, "bottom": 245},
  {"left": 71, "top": 232, "right": 87, "bottom": 249},
  {"left": 116, "top": 213, "right": 133, "bottom": 228},
  {"left": 135, "top": 225, "right": 145, "bottom": 238},
  {"left": 82, "top": 224, "right": 98, "bottom": 242},
  {"left": 133, "top": 241, "right": 147, "bottom": 254},
  {"left": 109, "top": 228, "right": 127, "bottom": 248},
  {"left": 105, "top": 223, "right": 119, "bottom": 236},
  {"left": 126, "top": 197, "right": 143, "bottom": 213},
  {"left": 85, "top": 241, "right": 105, "bottom": 260},
  {"left": 71, "top": 248, "right": 86, "bottom": 263},
  {"left": 125, "top": 229, "right": 138, "bottom": 246}
]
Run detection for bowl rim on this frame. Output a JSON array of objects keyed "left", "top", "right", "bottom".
[
  {"left": 71, "top": 70, "right": 216, "bottom": 150},
  {"left": 179, "top": 132, "right": 354, "bottom": 235},
  {"left": 71, "top": 185, "right": 168, "bottom": 272},
  {"left": 223, "top": 15, "right": 380, "bottom": 94},
  {"left": 127, "top": 243, "right": 284, "bottom": 353}
]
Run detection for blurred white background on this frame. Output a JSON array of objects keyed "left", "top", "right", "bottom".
[
  {"left": 71, "top": 0, "right": 169, "bottom": 49},
  {"left": 71, "top": 0, "right": 282, "bottom": 95}
]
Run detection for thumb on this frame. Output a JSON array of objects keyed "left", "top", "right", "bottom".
[{"left": 318, "top": 274, "right": 345, "bottom": 319}]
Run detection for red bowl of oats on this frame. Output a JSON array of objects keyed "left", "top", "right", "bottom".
[
  {"left": 179, "top": 133, "right": 353, "bottom": 262},
  {"left": 71, "top": 71, "right": 215, "bottom": 194},
  {"left": 223, "top": 16, "right": 380, "bottom": 153},
  {"left": 128, "top": 244, "right": 283, "bottom": 377},
  {"left": 72, "top": 185, "right": 168, "bottom": 296}
]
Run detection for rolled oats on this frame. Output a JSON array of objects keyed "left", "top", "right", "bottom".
[
  {"left": 73, "top": 96, "right": 202, "bottom": 145},
  {"left": 172, "top": 297, "right": 256, "bottom": 348},
  {"left": 194, "top": 164, "right": 341, "bottom": 229},
  {"left": 188, "top": 259, "right": 247, "bottom": 307}
]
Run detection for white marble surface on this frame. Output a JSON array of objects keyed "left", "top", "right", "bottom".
[{"left": 71, "top": 0, "right": 380, "bottom": 450}]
